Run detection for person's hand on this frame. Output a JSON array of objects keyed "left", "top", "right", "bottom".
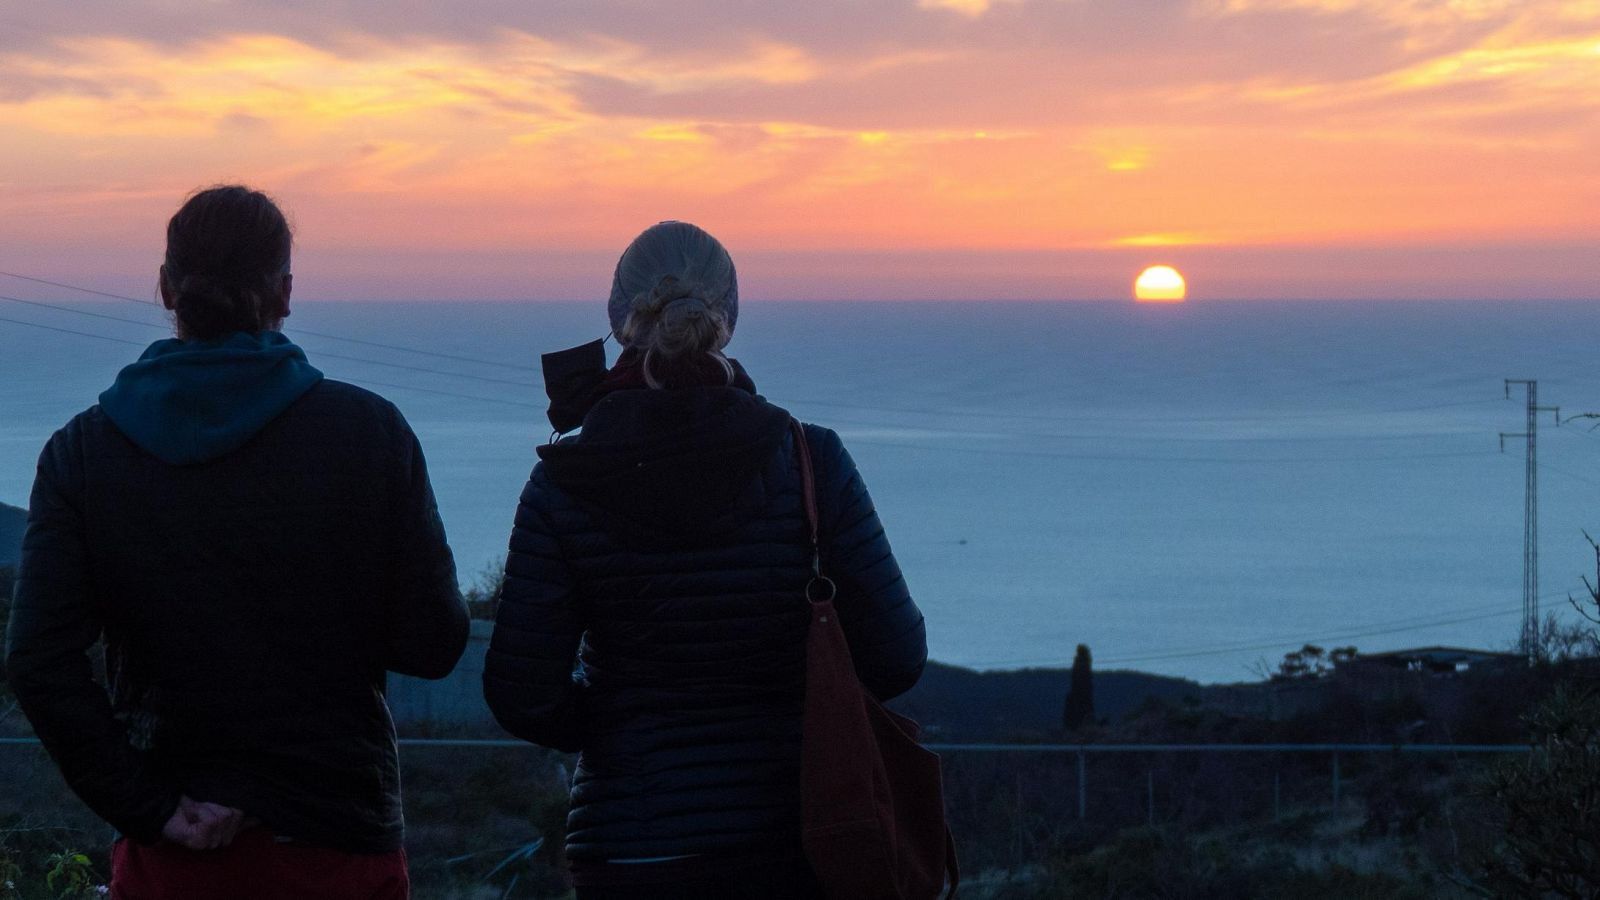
[{"left": 160, "top": 795, "right": 247, "bottom": 850}]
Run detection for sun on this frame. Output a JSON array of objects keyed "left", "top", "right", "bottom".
[{"left": 1134, "top": 265, "right": 1187, "bottom": 303}]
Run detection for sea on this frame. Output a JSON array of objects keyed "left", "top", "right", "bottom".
[{"left": 3, "top": 296, "right": 1599, "bottom": 683}]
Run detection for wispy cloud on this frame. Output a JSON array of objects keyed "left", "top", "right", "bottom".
[
  {"left": 916, "top": 0, "right": 1020, "bottom": 17},
  {"left": 0, "top": 0, "right": 1595, "bottom": 298}
]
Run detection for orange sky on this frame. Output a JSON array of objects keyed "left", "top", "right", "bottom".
[{"left": 1, "top": 0, "right": 1596, "bottom": 300}]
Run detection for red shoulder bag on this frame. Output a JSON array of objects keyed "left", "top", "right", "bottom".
[{"left": 792, "top": 419, "right": 959, "bottom": 900}]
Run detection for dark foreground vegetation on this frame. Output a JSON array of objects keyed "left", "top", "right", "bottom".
[{"left": 3, "top": 561, "right": 1598, "bottom": 898}]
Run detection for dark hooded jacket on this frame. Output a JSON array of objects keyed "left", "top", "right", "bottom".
[
  {"left": 484, "top": 385, "right": 927, "bottom": 862},
  {"left": 4, "top": 332, "right": 468, "bottom": 853}
]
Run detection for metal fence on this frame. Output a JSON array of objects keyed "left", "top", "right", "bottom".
[
  {"left": 4, "top": 736, "right": 1528, "bottom": 825},
  {"left": 924, "top": 741, "right": 1529, "bottom": 824}
]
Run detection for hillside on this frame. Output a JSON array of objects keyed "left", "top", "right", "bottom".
[
  {"left": 0, "top": 502, "right": 25, "bottom": 569},
  {"left": 888, "top": 661, "right": 1202, "bottom": 741}
]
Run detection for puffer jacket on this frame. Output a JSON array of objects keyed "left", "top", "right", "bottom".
[
  {"left": 4, "top": 345, "right": 467, "bottom": 853},
  {"left": 484, "top": 385, "right": 927, "bottom": 862}
]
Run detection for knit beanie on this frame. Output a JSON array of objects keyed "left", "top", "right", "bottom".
[{"left": 607, "top": 221, "right": 738, "bottom": 344}]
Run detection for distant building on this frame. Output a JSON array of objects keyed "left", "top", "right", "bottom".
[
  {"left": 1345, "top": 646, "right": 1521, "bottom": 675},
  {"left": 1200, "top": 646, "right": 1523, "bottom": 723}
]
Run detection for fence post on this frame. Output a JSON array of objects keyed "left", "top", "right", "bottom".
[
  {"left": 1076, "top": 749, "right": 1086, "bottom": 821},
  {"left": 1273, "top": 770, "right": 1281, "bottom": 822},
  {"left": 1331, "top": 752, "right": 1341, "bottom": 808}
]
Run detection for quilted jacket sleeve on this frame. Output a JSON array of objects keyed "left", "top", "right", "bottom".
[
  {"left": 483, "top": 468, "right": 586, "bottom": 752},
  {"left": 3, "top": 426, "right": 180, "bottom": 843},
  {"left": 807, "top": 425, "right": 927, "bottom": 700},
  {"left": 382, "top": 419, "right": 469, "bottom": 680}
]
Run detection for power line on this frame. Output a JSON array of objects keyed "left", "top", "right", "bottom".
[
  {"left": 0, "top": 295, "right": 1571, "bottom": 466},
  {"left": 0, "top": 292, "right": 538, "bottom": 389},
  {"left": 0, "top": 270, "right": 157, "bottom": 304},
  {"left": 0, "top": 305, "right": 1517, "bottom": 459},
  {"left": 3, "top": 283, "right": 1514, "bottom": 453},
  {"left": 841, "top": 435, "right": 1493, "bottom": 464},
  {"left": 780, "top": 395, "right": 1504, "bottom": 428},
  {"left": 0, "top": 311, "right": 542, "bottom": 412},
  {"left": 307, "top": 349, "right": 535, "bottom": 387},
  {"left": 0, "top": 293, "right": 167, "bottom": 329},
  {"left": 6, "top": 276, "right": 1591, "bottom": 672},
  {"left": 294, "top": 331, "right": 535, "bottom": 374},
  {"left": 974, "top": 592, "right": 1570, "bottom": 669},
  {"left": 1102, "top": 607, "right": 1521, "bottom": 666},
  {"left": 7, "top": 267, "right": 1595, "bottom": 472},
  {"left": 0, "top": 315, "right": 146, "bottom": 347},
  {"left": 1504, "top": 448, "right": 1600, "bottom": 490},
  {"left": 0, "top": 269, "right": 538, "bottom": 372},
  {"left": 346, "top": 377, "right": 541, "bottom": 410},
  {"left": 0, "top": 270, "right": 1532, "bottom": 426},
  {"left": 800, "top": 408, "right": 1488, "bottom": 445}
]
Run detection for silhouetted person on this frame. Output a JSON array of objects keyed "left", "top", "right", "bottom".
[
  {"left": 4, "top": 185, "right": 468, "bottom": 899},
  {"left": 485, "top": 221, "right": 928, "bottom": 899}
]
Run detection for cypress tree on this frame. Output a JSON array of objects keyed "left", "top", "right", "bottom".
[{"left": 1063, "top": 643, "right": 1095, "bottom": 731}]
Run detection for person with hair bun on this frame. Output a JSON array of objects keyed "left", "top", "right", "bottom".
[
  {"left": 485, "top": 221, "right": 928, "bottom": 898},
  {"left": 5, "top": 185, "right": 469, "bottom": 899}
]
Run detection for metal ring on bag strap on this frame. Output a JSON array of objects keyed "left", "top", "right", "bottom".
[{"left": 805, "top": 575, "right": 837, "bottom": 605}]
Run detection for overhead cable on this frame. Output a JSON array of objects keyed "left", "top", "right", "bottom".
[
  {"left": 0, "top": 269, "right": 538, "bottom": 372},
  {"left": 0, "top": 292, "right": 536, "bottom": 388}
]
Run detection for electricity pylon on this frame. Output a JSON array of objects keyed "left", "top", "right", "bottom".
[{"left": 1501, "top": 379, "right": 1559, "bottom": 664}]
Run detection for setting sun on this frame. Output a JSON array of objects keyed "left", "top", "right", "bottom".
[{"left": 1134, "top": 265, "right": 1187, "bottom": 303}]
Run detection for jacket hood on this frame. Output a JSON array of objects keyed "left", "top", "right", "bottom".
[
  {"left": 99, "top": 331, "right": 324, "bottom": 466},
  {"left": 537, "top": 387, "right": 792, "bottom": 545}
]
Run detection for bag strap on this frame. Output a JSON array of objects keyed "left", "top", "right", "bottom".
[
  {"left": 791, "top": 418, "right": 833, "bottom": 607},
  {"left": 792, "top": 418, "right": 819, "bottom": 562}
]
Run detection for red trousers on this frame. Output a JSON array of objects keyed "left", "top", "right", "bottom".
[{"left": 110, "top": 829, "right": 408, "bottom": 900}]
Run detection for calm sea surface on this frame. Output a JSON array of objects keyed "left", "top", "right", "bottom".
[{"left": 4, "top": 297, "right": 1599, "bottom": 682}]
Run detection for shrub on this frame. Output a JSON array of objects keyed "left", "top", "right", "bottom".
[
  {"left": 0, "top": 822, "right": 105, "bottom": 899},
  {"left": 1472, "top": 686, "right": 1600, "bottom": 898}
]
